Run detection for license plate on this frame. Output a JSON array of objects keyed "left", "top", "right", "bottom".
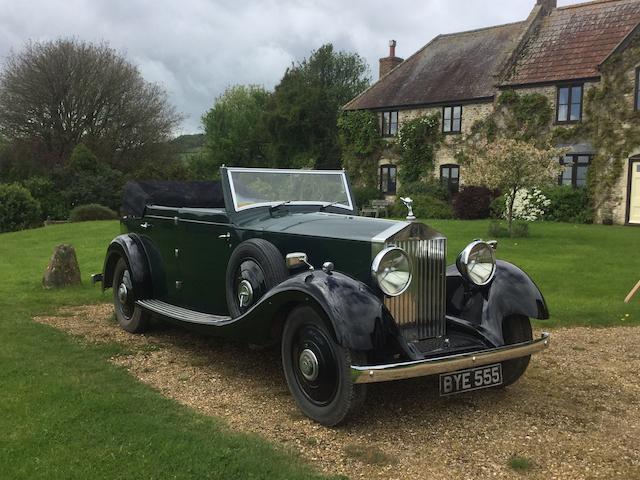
[{"left": 439, "top": 363, "right": 502, "bottom": 396}]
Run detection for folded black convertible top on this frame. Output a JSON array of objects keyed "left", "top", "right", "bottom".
[{"left": 122, "top": 181, "right": 225, "bottom": 217}]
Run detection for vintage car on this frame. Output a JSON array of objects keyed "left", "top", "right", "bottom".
[{"left": 95, "top": 167, "right": 550, "bottom": 426}]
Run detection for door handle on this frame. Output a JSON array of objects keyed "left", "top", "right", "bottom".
[
  {"left": 140, "top": 222, "right": 152, "bottom": 230},
  {"left": 218, "top": 232, "right": 231, "bottom": 239}
]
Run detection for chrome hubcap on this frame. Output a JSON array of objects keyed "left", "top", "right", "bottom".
[
  {"left": 299, "top": 348, "right": 319, "bottom": 381},
  {"left": 237, "top": 279, "right": 254, "bottom": 308},
  {"left": 118, "top": 282, "right": 128, "bottom": 304}
]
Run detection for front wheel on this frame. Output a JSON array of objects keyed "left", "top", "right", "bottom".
[
  {"left": 281, "top": 306, "right": 366, "bottom": 426},
  {"left": 500, "top": 315, "right": 533, "bottom": 387}
]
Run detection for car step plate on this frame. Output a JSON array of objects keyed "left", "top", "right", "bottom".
[{"left": 439, "top": 363, "right": 502, "bottom": 396}]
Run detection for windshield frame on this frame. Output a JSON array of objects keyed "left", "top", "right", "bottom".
[{"left": 225, "top": 167, "right": 355, "bottom": 213}]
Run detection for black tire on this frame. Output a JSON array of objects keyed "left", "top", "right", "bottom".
[
  {"left": 281, "top": 305, "right": 367, "bottom": 426},
  {"left": 112, "top": 257, "right": 151, "bottom": 333},
  {"left": 501, "top": 315, "right": 533, "bottom": 387},
  {"left": 225, "top": 239, "right": 288, "bottom": 318}
]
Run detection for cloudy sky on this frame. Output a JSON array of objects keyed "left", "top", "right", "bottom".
[{"left": 0, "top": 0, "right": 583, "bottom": 134}]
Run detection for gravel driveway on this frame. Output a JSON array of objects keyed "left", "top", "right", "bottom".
[{"left": 35, "top": 305, "right": 640, "bottom": 479}]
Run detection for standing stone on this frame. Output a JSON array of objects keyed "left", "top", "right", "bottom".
[{"left": 42, "top": 244, "right": 82, "bottom": 289}]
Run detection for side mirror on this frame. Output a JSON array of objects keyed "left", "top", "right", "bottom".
[{"left": 286, "top": 252, "right": 314, "bottom": 270}]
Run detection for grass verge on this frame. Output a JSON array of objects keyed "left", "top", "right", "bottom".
[{"left": 0, "top": 221, "right": 332, "bottom": 480}]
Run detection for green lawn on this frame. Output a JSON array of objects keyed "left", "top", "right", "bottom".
[
  {"left": 0, "top": 221, "right": 333, "bottom": 480},
  {"left": 424, "top": 219, "right": 640, "bottom": 328},
  {"left": 0, "top": 219, "right": 638, "bottom": 479}
]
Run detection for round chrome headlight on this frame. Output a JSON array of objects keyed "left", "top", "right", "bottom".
[
  {"left": 456, "top": 241, "right": 496, "bottom": 286},
  {"left": 372, "top": 247, "right": 412, "bottom": 297}
]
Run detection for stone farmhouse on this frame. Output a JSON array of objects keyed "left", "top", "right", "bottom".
[{"left": 344, "top": 0, "right": 640, "bottom": 225}]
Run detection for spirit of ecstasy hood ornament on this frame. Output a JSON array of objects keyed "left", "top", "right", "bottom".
[{"left": 400, "top": 197, "right": 416, "bottom": 221}]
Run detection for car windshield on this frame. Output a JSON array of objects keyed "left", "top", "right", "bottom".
[{"left": 227, "top": 168, "right": 353, "bottom": 212}]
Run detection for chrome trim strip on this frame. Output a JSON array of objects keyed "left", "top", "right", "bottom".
[
  {"left": 371, "top": 221, "right": 411, "bottom": 243},
  {"left": 351, "top": 332, "right": 550, "bottom": 384}
]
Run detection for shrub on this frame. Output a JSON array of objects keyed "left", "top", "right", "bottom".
[
  {"left": 391, "top": 194, "right": 454, "bottom": 220},
  {"left": 400, "top": 179, "right": 450, "bottom": 201},
  {"left": 505, "top": 188, "right": 550, "bottom": 222},
  {"left": 59, "top": 144, "right": 123, "bottom": 211},
  {"left": 20, "top": 175, "right": 68, "bottom": 220},
  {"left": 542, "top": 186, "right": 593, "bottom": 223},
  {"left": 69, "top": 204, "right": 118, "bottom": 222},
  {"left": 511, "top": 220, "right": 530, "bottom": 237},
  {"left": 490, "top": 195, "right": 506, "bottom": 219},
  {"left": 353, "top": 186, "right": 383, "bottom": 209},
  {"left": 452, "top": 186, "right": 494, "bottom": 219},
  {"left": 487, "top": 221, "right": 510, "bottom": 238},
  {"left": 487, "top": 220, "right": 529, "bottom": 238},
  {"left": 0, "top": 183, "right": 42, "bottom": 232}
]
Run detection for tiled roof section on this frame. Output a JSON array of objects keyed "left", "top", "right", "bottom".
[
  {"left": 344, "top": 22, "right": 527, "bottom": 110},
  {"left": 505, "top": 0, "right": 640, "bottom": 85}
]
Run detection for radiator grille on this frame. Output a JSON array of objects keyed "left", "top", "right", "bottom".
[{"left": 384, "top": 238, "right": 447, "bottom": 341}]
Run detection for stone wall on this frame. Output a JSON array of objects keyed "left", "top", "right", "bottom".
[
  {"left": 377, "top": 101, "right": 494, "bottom": 195},
  {"left": 375, "top": 75, "right": 638, "bottom": 224}
]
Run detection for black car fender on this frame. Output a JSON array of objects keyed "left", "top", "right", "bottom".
[
  {"left": 234, "top": 270, "right": 404, "bottom": 353},
  {"left": 446, "top": 260, "right": 549, "bottom": 345},
  {"left": 102, "top": 234, "right": 153, "bottom": 300}
]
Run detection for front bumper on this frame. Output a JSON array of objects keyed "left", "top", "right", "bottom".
[{"left": 351, "top": 332, "right": 550, "bottom": 384}]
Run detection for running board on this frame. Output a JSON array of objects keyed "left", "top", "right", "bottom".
[{"left": 136, "top": 299, "right": 231, "bottom": 326}]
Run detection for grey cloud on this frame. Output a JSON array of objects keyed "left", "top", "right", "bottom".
[{"left": 0, "top": 0, "right": 583, "bottom": 133}]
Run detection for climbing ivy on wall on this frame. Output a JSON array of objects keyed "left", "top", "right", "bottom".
[
  {"left": 396, "top": 113, "right": 442, "bottom": 184},
  {"left": 337, "top": 110, "right": 383, "bottom": 187},
  {"left": 554, "top": 41, "right": 640, "bottom": 213}
]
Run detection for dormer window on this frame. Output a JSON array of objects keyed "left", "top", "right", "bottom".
[
  {"left": 556, "top": 84, "right": 583, "bottom": 123},
  {"left": 381, "top": 111, "right": 398, "bottom": 137},
  {"left": 442, "top": 106, "right": 462, "bottom": 133}
]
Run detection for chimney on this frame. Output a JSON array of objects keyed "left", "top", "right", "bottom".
[
  {"left": 379, "top": 40, "right": 404, "bottom": 79},
  {"left": 536, "top": 0, "right": 556, "bottom": 15}
]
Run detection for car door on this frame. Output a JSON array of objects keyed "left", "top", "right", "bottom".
[
  {"left": 177, "top": 208, "right": 235, "bottom": 314},
  {"left": 138, "top": 206, "right": 182, "bottom": 304}
]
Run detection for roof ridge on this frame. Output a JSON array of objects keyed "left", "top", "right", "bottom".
[
  {"left": 556, "top": 0, "right": 639, "bottom": 11},
  {"left": 437, "top": 20, "right": 526, "bottom": 38}
]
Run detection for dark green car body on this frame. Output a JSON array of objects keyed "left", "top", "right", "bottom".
[{"left": 99, "top": 167, "right": 551, "bottom": 424}]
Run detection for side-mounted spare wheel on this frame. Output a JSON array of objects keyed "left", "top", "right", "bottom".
[
  {"left": 112, "top": 257, "right": 151, "bottom": 333},
  {"left": 225, "top": 239, "right": 288, "bottom": 318},
  {"left": 281, "top": 305, "right": 367, "bottom": 426}
]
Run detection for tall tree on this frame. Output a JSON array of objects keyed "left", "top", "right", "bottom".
[
  {"left": 0, "top": 39, "right": 182, "bottom": 169},
  {"left": 266, "top": 44, "right": 370, "bottom": 170},
  {"left": 201, "top": 85, "right": 270, "bottom": 175}
]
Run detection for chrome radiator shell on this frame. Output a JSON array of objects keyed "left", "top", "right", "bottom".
[{"left": 375, "top": 223, "right": 447, "bottom": 342}]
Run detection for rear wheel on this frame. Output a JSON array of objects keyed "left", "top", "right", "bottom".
[
  {"left": 112, "top": 257, "right": 151, "bottom": 333},
  {"left": 281, "top": 305, "right": 366, "bottom": 426},
  {"left": 500, "top": 315, "right": 533, "bottom": 387}
]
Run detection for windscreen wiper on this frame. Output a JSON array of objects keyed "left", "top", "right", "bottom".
[
  {"left": 319, "top": 201, "right": 342, "bottom": 212},
  {"left": 269, "top": 200, "right": 292, "bottom": 213}
]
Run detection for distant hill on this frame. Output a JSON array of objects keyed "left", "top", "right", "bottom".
[{"left": 170, "top": 134, "right": 205, "bottom": 153}]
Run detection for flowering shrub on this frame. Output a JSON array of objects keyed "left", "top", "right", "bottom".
[{"left": 504, "top": 188, "right": 551, "bottom": 222}]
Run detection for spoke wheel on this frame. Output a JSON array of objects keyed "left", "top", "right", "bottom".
[{"left": 282, "top": 305, "right": 366, "bottom": 426}]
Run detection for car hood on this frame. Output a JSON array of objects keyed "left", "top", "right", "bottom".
[{"left": 240, "top": 212, "right": 409, "bottom": 243}]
